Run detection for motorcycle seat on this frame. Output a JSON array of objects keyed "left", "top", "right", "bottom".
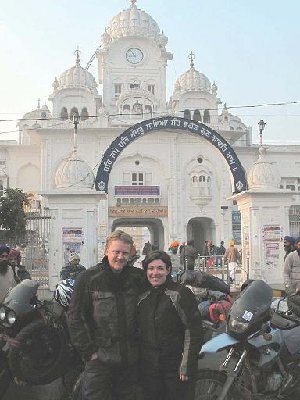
[{"left": 271, "top": 312, "right": 299, "bottom": 330}]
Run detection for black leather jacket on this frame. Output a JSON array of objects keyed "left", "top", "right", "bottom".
[
  {"left": 137, "top": 277, "right": 203, "bottom": 376},
  {"left": 67, "top": 257, "right": 148, "bottom": 365}
]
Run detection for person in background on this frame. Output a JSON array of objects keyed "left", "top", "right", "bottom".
[
  {"left": 180, "top": 240, "right": 198, "bottom": 271},
  {"left": 223, "top": 240, "right": 241, "bottom": 283},
  {"left": 0, "top": 245, "right": 17, "bottom": 302},
  {"left": 128, "top": 242, "right": 139, "bottom": 267},
  {"left": 8, "top": 248, "right": 31, "bottom": 282},
  {"left": 215, "top": 241, "right": 226, "bottom": 267},
  {"left": 284, "top": 236, "right": 295, "bottom": 261},
  {"left": 142, "top": 241, "right": 152, "bottom": 257},
  {"left": 60, "top": 253, "right": 86, "bottom": 280},
  {"left": 67, "top": 230, "right": 148, "bottom": 400},
  {"left": 138, "top": 251, "right": 202, "bottom": 400},
  {"left": 283, "top": 237, "right": 300, "bottom": 292}
]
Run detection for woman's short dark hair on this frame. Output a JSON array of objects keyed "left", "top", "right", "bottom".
[{"left": 142, "top": 250, "right": 172, "bottom": 272}]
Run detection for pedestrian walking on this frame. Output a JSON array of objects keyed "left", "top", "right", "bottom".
[
  {"left": 223, "top": 240, "right": 241, "bottom": 283},
  {"left": 138, "top": 250, "right": 203, "bottom": 400},
  {"left": 67, "top": 230, "right": 148, "bottom": 400}
]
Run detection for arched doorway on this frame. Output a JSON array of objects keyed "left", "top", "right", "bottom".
[
  {"left": 187, "top": 217, "right": 216, "bottom": 254},
  {"left": 111, "top": 218, "right": 164, "bottom": 252}
]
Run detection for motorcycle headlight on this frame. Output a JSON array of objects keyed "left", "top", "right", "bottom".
[
  {"left": 0, "top": 307, "right": 6, "bottom": 321},
  {"left": 7, "top": 310, "right": 16, "bottom": 325},
  {"left": 228, "top": 318, "right": 249, "bottom": 334}
]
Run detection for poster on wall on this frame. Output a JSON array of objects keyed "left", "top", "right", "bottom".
[
  {"left": 261, "top": 225, "right": 283, "bottom": 274},
  {"left": 62, "top": 228, "right": 83, "bottom": 266}
]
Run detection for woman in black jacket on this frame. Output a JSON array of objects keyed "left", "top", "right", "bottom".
[{"left": 138, "top": 251, "right": 203, "bottom": 400}]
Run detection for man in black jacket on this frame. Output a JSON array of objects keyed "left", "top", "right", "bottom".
[
  {"left": 67, "top": 230, "right": 148, "bottom": 400},
  {"left": 138, "top": 251, "right": 203, "bottom": 400}
]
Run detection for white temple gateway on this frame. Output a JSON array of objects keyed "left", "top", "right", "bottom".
[{"left": 0, "top": 0, "right": 299, "bottom": 290}]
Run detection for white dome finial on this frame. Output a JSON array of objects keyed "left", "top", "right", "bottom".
[
  {"left": 74, "top": 47, "right": 81, "bottom": 66},
  {"left": 188, "top": 51, "right": 195, "bottom": 68}
]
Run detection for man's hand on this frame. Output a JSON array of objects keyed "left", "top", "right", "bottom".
[{"left": 89, "top": 352, "right": 98, "bottom": 361}]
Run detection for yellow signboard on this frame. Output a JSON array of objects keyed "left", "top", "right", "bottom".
[{"left": 109, "top": 206, "right": 168, "bottom": 218}]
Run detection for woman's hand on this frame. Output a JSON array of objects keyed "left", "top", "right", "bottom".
[{"left": 179, "top": 373, "right": 189, "bottom": 381}]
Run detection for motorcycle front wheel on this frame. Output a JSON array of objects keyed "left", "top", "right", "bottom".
[
  {"left": 194, "top": 370, "right": 248, "bottom": 400},
  {"left": 8, "top": 320, "right": 69, "bottom": 385}
]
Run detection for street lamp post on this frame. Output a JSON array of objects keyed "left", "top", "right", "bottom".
[
  {"left": 258, "top": 119, "right": 266, "bottom": 147},
  {"left": 72, "top": 114, "right": 80, "bottom": 152}
]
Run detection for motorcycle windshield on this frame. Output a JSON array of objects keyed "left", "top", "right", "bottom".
[{"left": 230, "top": 280, "right": 273, "bottom": 324}]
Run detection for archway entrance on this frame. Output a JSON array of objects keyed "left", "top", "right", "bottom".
[
  {"left": 95, "top": 117, "right": 247, "bottom": 194},
  {"left": 187, "top": 217, "right": 216, "bottom": 254},
  {"left": 111, "top": 218, "right": 164, "bottom": 253}
]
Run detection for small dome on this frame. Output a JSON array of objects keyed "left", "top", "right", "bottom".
[
  {"left": 55, "top": 150, "right": 95, "bottom": 189},
  {"left": 102, "top": 1, "right": 165, "bottom": 47},
  {"left": 21, "top": 102, "right": 51, "bottom": 122},
  {"left": 247, "top": 147, "right": 281, "bottom": 191},
  {"left": 174, "top": 66, "right": 211, "bottom": 94},
  {"left": 53, "top": 55, "right": 97, "bottom": 94}
]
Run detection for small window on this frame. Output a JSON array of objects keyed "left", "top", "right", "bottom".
[
  {"left": 192, "top": 176, "right": 198, "bottom": 183},
  {"left": 132, "top": 172, "right": 144, "bottom": 185},
  {"left": 286, "top": 185, "right": 296, "bottom": 191},
  {"left": 60, "top": 107, "right": 68, "bottom": 120},
  {"left": 70, "top": 107, "right": 79, "bottom": 120},
  {"left": 184, "top": 109, "right": 191, "bottom": 119},
  {"left": 148, "top": 84, "right": 155, "bottom": 95},
  {"left": 133, "top": 102, "right": 143, "bottom": 114},
  {"left": 193, "top": 109, "right": 201, "bottom": 122},
  {"left": 130, "top": 83, "right": 140, "bottom": 90},
  {"left": 199, "top": 176, "right": 206, "bottom": 182},
  {"left": 123, "top": 105, "right": 130, "bottom": 114},
  {"left": 145, "top": 105, "right": 152, "bottom": 115},
  {"left": 203, "top": 109, "right": 210, "bottom": 123},
  {"left": 114, "top": 84, "right": 122, "bottom": 97},
  {"left": 80, "top": 107, "right": 89, "bottom": 121}
]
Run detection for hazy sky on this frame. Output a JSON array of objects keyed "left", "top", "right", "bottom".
[{"left": 0, "top": 0, "right": 299, "bottom": 144}]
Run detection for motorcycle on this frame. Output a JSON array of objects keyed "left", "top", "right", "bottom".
[
  {"left": 195, "top": 279, "right": 300, "bottom": 399},
  {"left": 174, "top": 269, "right": 232, "bottom": 342},
  {"left": 0, "top": 279, "right": 82, "bottom": 397}
]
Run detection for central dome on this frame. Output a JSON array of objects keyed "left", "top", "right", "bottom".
[
  {"left": 174, "top": 66, "right": 211, "bottom": 94},
  {"left": 102, "top": 1, "right": 167, "bottom": 46}
]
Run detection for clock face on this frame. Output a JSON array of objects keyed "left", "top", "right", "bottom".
[{"left": 126, "top": 48, "right": 144, "bottom": 64}]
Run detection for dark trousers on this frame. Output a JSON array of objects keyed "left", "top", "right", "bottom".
[
  {"left": 81, "top": 360, "right": 140, "bottom": 400},
  {"left": 141, "top": 368, "right": 195, "bottom": 400}
]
